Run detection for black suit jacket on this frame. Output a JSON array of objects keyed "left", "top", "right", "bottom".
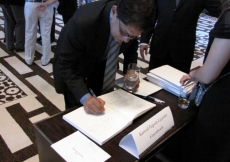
[
  {"left": 57, "top": 0, "right": 76, "bottom": 16},
  {"left": 53, "top": 0, "right": 138, "bottom": 101},
  {"left": 4, "top": 0, "right": 25, "bottom": 5},
  {"left": 141, "top": 0, "right": 221, "bottom": 63}
]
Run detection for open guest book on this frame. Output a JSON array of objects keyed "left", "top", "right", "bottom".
[{"left": 63, "top": 89, "right": 156, "bottom": 145}]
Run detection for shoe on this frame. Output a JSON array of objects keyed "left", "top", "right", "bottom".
[
  {"left": 42, "top": 58, "right": 53, "bottom": 66},
  {"left": 25, "top": 61, "right": 33, "bottom": 66},
  {"left": 37, "top": 37, "right": 55, "bottom": 43},
  {"left": 15, "top": 47, "right": 24, "bottom": 52}
]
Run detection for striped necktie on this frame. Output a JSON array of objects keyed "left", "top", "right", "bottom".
[{"left": 102, "top": 39, "right": 121, "bottom": 94}]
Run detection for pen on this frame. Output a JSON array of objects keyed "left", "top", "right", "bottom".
[
  {"left": 89, "top": 88, "right": 105, "bottom": 113},
  {"left": 89, "top": 88, "right": 97, "bottom": 97},
  {"left": 134, "top": 94, "right": 165, "bottom": 104},
  {"left": 147, "top": 96, "right": 165, "bottom": 104}
]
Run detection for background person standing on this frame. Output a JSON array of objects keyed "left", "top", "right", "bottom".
[
  {"left": 24, "top": 0, "right": 57, "bottom": 66},
  {"left": 1, "top": 0, "right": 25, "bottom": 52},
  {"left": 57, "top": 0, "right": 77, "bottom": 24},
  {"left": 140, "top": 0, "right": 221, "bottom": 73}
]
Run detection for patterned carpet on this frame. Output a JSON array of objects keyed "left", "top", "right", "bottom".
[{"left": 0, "top": 7, "right": 217, "bottom": 162}]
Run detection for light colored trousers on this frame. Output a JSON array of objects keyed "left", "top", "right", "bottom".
[{"left": 24, "top": 2, "right": 53, "bottom": 65}]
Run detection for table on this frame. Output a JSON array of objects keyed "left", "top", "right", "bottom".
[{"left": 34, "top": 89, "right": 198, "bottom": 162}]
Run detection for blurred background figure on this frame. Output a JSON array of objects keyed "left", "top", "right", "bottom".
[
  {"left": 140, "top": 0, "right": 221, "bottom": 73},
  {"left": 1, "top": 0, "right": 25, "bottom": 52},
  {"left": 37, "top": 4, "right": 57, "bottom": 43},
  {"left": 24, "top": 0, "right": 57, "bottom": 66},
  {"left": 161, "top": 0, "right": 230, "bottom": 161},
  {"left": 57, "top": 0, "right": 77, "bottom": 24}
]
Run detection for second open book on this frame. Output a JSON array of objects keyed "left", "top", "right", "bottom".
[{"left": 63, "top": 89, "right": 156, "bottom": 145}]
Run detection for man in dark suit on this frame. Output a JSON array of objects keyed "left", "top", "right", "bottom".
[
  {"left": 57, "top": 0, "right": 77, "bottom": 24},
  {"left": 53, "top": 0, "right": 156, "bottom": 113},
  {"left": 140, "top": 0, "right": 221, "bottom": 73}
]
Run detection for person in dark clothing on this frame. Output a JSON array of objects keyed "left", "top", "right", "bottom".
[
  {"left": 1, "top": 0, "right": 25, "bottom": 52},
  {"left": 53, "top": 0, "right": 156, "bottom": 112},
  {"left": 140, "top": 0, "right": 221, "bottom": 73},
  {"left": 57, "top": 0, "right": 77, "bottom": 24},
  {"left": 162, "top": 1, "right": 230, "bottom": 161}
]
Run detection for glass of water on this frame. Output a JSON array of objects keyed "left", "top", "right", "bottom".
[
  {"left": 124, "top": 63, "right": 140, "bottom": 91},
  {"left": 178, "top": 81, "right": 195, "bottom": 109}
]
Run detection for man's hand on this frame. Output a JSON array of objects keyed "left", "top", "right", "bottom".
[
  {"left": 139, "top": 44, "right": 149, "bottom": 60},
  {"left": 35, "top": 4, "right": 48, "bottom": 12},
  {"left": 83, "top": 96, "right": 105, "bottom": 114}
]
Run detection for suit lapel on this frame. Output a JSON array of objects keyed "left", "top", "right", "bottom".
[
  {"left": 93, "top": 2, "right": 115, "bottom": 61},
  {"left": 87, "top": 1, "right": 116, "bottom": 95},
  {"left": 170, "top": 0, "right": 176, "bottom": 8},
  {"left": 176, "top": 0, "right": 186, "bottom": 9}
]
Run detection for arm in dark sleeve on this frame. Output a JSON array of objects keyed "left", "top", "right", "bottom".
[
  {"left": 140, "top": 6, "right": 158, "bottom": 44},
  {"left": 121, "top": 39, "right": 139, "bottom": 74},
  {"left": 57, "top": 19, "right": 89, "bottom": 102},
  {"left": 204, "top": 0, "right": 222, "bottom": 17},
  {"left": 140, "top": 26, "right": 155, "bottom": 44}
]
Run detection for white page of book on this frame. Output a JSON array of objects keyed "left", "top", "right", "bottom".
[
  {"left": 115, "top": 77, "right": 162, "bottom": 96},
  {"left": 51, "top": 131, "right": 111, "bottom": 162},
  {"left": 134, "top": 78, "right": 162, "bottom": 96},
  {"left": 63, "top": 89, "right": 156, "bottom": 145},
  {"left": 63, "top": 106, "right": 131, "bottom": 145},
  {"left": 149, "top": 65, "right": 186, "bottom": 87},
  {"left": 99, "top": 89, "right": 156, "bottom": 119},
  {"left": 147, "top": 80, "right": 180, "bottom": 96},
  {"left": 147, "top": 73, "right": 180, "bottom": 96}
]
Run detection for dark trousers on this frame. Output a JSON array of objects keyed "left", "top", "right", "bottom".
[
  {"left": 50, "top": 7, "right": 55, "bottom": 41},
  {"left": 149, "top": 55, "right": 192, "bottom": 73},
  {"left": 2, "top": 4, "right": 25, "bottom": 50}
]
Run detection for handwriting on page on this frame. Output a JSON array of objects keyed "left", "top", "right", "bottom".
[
  {"left": 98, "top": 89, "right": 155, "bottom": 119},
  {"left": 81, "top": 107, "right": 129, "bottom": 138},
  {"left": 87, "top": 115, "right": 116, "bottom": 136},
  {"left": 100, "top": 91, "right": 146, "bottom": 111}
]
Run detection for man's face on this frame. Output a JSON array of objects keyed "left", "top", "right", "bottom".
[{"left": 110, "top": 6, "right": 142, "bottom": 43}]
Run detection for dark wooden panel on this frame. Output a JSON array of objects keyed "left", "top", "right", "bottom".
[{"left": 34, "top": 89, "right": 198, "bottom": 162}]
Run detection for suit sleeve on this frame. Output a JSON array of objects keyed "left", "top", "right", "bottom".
[
  {"left": 57, "top": 18, "right": 90, "bottom": 102},
  {"left": 122, "top": 39, "right": 139, "bottom": 74},
  {"left": 140, "top": 27, "right": 155, "bottom": 44},
  {"left": 140, "top": 4, "right": 158, "bottom": 44},
  {"left": 204, "top": 0, "right": 221, "bottom": 17}
]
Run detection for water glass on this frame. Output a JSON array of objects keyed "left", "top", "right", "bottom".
[
  {"left": 124, "top": 63, "right": 140, "bottom": 91},
  {"left": 178, "top": 81, "right": 195, "bottom": 109}
]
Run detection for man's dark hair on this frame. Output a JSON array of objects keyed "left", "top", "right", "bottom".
[{"left": 116, "top": 0, "right": 156, "bottom": 31}]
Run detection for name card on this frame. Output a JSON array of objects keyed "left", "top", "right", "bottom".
[{"left": 119, "top": 106, "right": 174, "bottom": 159}]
